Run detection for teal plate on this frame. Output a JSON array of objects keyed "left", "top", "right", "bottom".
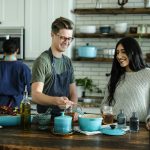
[
  {"left": 51, "top": 128, "right": 74, "bottom": 136},
  {"left": 100, "top": 127, "right": 126, "bottom": 136}
]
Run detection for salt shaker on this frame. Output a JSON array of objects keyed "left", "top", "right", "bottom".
[{"left": 130, "top": 112, "right": 139, "bottom": 132}]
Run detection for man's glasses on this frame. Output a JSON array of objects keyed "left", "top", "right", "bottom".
[{"left": 56, "top": 34, "right": 74, "bottom": 43}]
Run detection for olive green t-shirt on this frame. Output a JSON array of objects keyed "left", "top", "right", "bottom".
[{"left": 31, "top": 50, "right": 75, "bottom": 94}]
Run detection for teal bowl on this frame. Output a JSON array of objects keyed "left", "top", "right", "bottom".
[
  {"left": 78, "top": 114, "right": 103, "bottom": 131},
  {"left": 0, "top": 115, "right": 21, "bottom": 126},
  {"left": 99, "top": 26, "right": 111, "bottom": 34},
  {"left": 0, "top": 114, "right": 35, "bottom": 126}
]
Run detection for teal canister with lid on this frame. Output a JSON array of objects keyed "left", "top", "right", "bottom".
[{"left": 54, "top": 112, "right": 72, "bottom": 134}]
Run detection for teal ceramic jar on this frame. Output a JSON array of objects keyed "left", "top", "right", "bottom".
[{"left": 54, "top": 112, "right": 72, "bottom": 134}]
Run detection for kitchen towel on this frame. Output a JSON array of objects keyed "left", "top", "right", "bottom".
[{"left": 73, "top": 126, "right": 101, "bottom": 135}]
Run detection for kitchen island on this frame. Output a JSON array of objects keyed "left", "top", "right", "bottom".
[{"left": 0, "top": 124, "right": 149, "bottom": 150}]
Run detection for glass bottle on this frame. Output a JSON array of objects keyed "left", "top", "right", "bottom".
[
  {"left": 20, "top": 85, "right": 31, "bottom": 130},
  {"left": 130, "top": 112, "right": 139, "bottom": 132},
  {"left": 117, "top": 109, "right": 126, "bottom": 129}
]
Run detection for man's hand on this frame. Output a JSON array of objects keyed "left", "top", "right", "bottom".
[{"left": 57, "top": 96, "right": 74, "bottom": 109}]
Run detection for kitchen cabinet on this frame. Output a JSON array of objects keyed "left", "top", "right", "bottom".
[
  {"left": 25, "top": 0, "right": 74, "bottom": 60},
  {"left": 73, "top": 8, "right": 150, "bottom": 62},
  {"left": 0, "top": 0, "right": 24, "bottom": 27}
]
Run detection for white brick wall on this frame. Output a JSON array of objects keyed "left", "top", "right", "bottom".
[{"left": 73, "top": 0, "right": 150, "bottom": 96}]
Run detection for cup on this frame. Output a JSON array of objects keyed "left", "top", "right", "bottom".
[
  {"left": 65, "top": 104, "right": 82, "bottom": 122},
  {"left": 102, "top": 105, "right": 114, "bottom": 124}
]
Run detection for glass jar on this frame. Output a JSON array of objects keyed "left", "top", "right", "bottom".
[
  {"left": 146, "top": 25, "right": 150, "bottom": 33},
  {"left": 130, "top": 112, "right": 139, "bottom": 132},
  {"left": 137, "top": 24, "right": 146, "bottom": 34},
  {"left": 102, "top": 105, "right": 113, "bottom": 124},
  {"left": 144, "top": 0, "right": 150, "bottom": 8},
  {"left": 117, "top": 109, "right": 126, "bottom": 129}
]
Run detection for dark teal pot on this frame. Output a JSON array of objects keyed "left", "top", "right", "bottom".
[{"left": 78, "top": 114, "right": 103, "bottom": 131}]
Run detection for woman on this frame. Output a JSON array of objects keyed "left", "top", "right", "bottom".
[
  {"left": 0, "top": 39, "right": 31, "bottom": 109},
  {"left": 102, "top": 37, "right": 150, "bottom": 130}
]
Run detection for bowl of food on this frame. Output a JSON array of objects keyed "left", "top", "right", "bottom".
[
  {"left": 114, "top": 22, "right": 127, "bottom": 34},
  {"left": 78, "top": 114, "right": 103, "bottom": 131}
]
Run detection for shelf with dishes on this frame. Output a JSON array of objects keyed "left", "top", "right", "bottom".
[
  {"left": 73, "top": 7, "right": 150, "bottom": 63},
  {"left": 73, "top": 56, "right": 150, "bottom": 63},
  {"left": 74, "top": 58, "right": 150, "bottom": 63},
  {"left": 73, "top": 57, "right": 113, "bottom": 62},
  {"left": 75, "top": 33, "right": 150, "bottom": 39},
  {"left": 73, "top": 8, "right": 150, "bottom": 15}
]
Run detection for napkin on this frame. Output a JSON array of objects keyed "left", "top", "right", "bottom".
[{"left": 73, "top": 126, "right": 101, "bottom": 135}]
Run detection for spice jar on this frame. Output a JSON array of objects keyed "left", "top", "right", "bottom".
[
  {"left": 137, "top": 24, "right": 146, "bottom": 34},
  {"left": 117, "top": 109, "right": 126, "bottom": 129},
  {"left": 130, "top": 112, "right": 139, "bottom": 132}
]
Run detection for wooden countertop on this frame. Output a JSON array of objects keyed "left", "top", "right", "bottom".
[{"left": 0, "top": 124, "right": 149, "bottom": 150}]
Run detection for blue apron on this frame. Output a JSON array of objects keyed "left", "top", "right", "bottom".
[{"left": 37, "top": 48, "right": 72, "bottom": 117}]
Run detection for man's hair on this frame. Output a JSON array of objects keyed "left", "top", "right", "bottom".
[
  {"left": 51, "top": 17, "right": 74, "bottom": 34},
  {"left": 3, "top": 38, "right": 18, "bottom": 54}
]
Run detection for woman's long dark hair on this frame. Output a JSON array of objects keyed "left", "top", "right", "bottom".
[{"left": 107, "top": 37, "right": 147, "bottom": 106}]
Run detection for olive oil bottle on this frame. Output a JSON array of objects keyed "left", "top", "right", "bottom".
[{"left": 20, "top": 85, "right": 31, "bottom": 130}]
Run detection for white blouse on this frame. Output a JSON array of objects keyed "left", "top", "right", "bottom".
[{"left": 102, "top": 68, "right": 150, "bottom": 122}]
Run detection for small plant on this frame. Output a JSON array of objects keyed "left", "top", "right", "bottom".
[{"left": 75, "top": 77, "right": 102, "bottom": 97}]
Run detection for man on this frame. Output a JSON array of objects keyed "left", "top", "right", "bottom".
[
  {"left": 0, "top": 39, "right": 31, "bottom": 108},
  {"left": 31, "top": 17, "right": 78, "bottom": 118}
]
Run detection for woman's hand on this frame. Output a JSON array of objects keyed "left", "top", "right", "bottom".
[{"left": 146, "top": 119, "right": 150, "bottom": 130}]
